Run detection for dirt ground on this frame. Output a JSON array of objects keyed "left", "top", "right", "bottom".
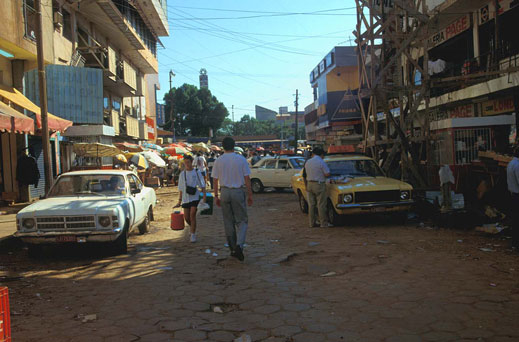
[{"left": 1, "top": 186, "right": 519, "bottom": 342}]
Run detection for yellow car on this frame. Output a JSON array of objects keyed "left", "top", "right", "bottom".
[{"left": 291, "top": 154, "right": 413, "bottom": 224}]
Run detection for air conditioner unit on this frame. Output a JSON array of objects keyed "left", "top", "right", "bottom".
[{"left": 53, "top": 11, "right": 63, "bottom": 28}]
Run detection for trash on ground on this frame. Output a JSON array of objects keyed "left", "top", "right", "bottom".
[
  {"left": 457, "top": 240, "right": 463, "bottom": 243},
  {"left": 270, "top": 240, "right": 279, "bottom": 243},
  {"left": 212, "top": 252, "right": 218, "bottom": 257},
  {"left": 205, "top": 249, "right": 211, "bottom": 254},
  {"left": 156, "top": 266, "right": 173, "bottom": 270},
  {"left": 484, "top": 206, "right": 506, "bottom": 220},
  {"left": 377, "top": 240, "right": 390, "bottom": 244},
  {"left": 274, "top": 252, "right": 298, "bottom": 263},
  {"left": 82, "top": 314, "right": 97, "bottom": 323},
  {"left": 308, "top": 242, "right": 320, "bottom": 247},
  {"left": 378, "top": 255, "right": 388, "bottom": 259},
  {"left": 213, "top": 306, "right": 223, "bottom": 314},
  {"left": 479, "top": 248, "right": 495, "bottom": 252},
  {"left": 234, "top": 334, "right": 252, "bottom": 342},
  {"left": 475, "top": 223, "right": 505, "bottom": 235},
  {"left": 224, "top": 243, "right": 229, "bottom": 247},
  {"left": 490, "top": 283, "right": 497, "bottom": 287},
  {"left": 320, "top": 271, "right": 337, "bottom": 277}
]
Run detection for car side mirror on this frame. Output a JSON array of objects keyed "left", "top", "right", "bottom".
[{"left": 131, "top": 188, "right": 141, "bottom": 195}]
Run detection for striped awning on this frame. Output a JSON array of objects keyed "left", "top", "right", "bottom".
[
  {"left": 0, "top": 101, "right": 34, "bottom": 134},
  {"left": 73, "top": 143, "right": 121, "bottom": 157}
]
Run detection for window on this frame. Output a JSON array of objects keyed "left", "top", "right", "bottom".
[
  {"left": 23, "top": 0, "right": 37, "bottom": 41},
  {"left": 289, "top": 158, "right": 305, "bottom": 169},
  {"left": 112, "top": 97, "right": 121, "bottom": 113},
  {"left": 128, "top": 174, "right": 143, "bottom": 191},
  {"left": 62, "top": 9, "right": 72, "bottom": 41},
  {"left": 277, "top": 160, "right": 289, "bottom": 169},
  {"left": 263, "top": 160, "right": 277, "bottom": 169}
]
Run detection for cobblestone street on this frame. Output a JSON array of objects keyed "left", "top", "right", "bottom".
[{"left": 1, "top": 187, "right": 519, "bottom": 341}]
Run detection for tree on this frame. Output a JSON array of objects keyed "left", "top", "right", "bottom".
[{"left": 163, "top": 84, "right": 229, "bottom": 136}]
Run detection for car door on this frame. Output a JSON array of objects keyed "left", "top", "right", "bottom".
[
  {"left": 260, "top": 159, "right": 278, "bottom": 187},
  {"left": 128, "top": 174, "right": 146, "bottom": 227},
  {"left": 274, "top": 159, "right": 293, "bottom": 187}
]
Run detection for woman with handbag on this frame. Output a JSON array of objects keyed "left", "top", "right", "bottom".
[{"left": 175, "top": 154, "right": 207, "bottom": 243}]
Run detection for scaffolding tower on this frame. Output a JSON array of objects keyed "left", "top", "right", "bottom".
[{"left": 355, "top": 0, "right": 432, "bottom": 187}]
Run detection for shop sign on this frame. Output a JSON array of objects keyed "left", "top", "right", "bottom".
[
  {"left": 479, "top": 0, "right": 519, "bottom": 25},
  {"left": 146, "top": 116, "right": 155, "bottom": 140},
  {"left": 448, "top": 104, "right": 474, "bottom": 118},
  {"left": 428, "top": 14, "right": 471, "bottom": 49},
  {"left": 482, "top": 97, "right": 515, "bottom": 116},
  {"left": 319, "top": 60, "right": 326, "bottom": 73},
  {"left": 374, "top": 0, "right": 394, "bottom": 8}
]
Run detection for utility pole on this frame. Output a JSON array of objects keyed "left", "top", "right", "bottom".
[
  {"left": 35, "top": 0, "right": 52, "bottom": 193},
  {"left": 232, "top": 105, "right": 234, "bottom": 135},
  {"left": 169, "top": 70, "right": 175, "bottom": 141},
  {"left": 294, "top": 89, "right": 299, "bottom": 149}
]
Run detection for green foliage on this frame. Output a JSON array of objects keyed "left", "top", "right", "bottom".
[
  {"left": 163, "top": 84, "right": 229, "bottom": 136},
  {"left": 217, "top": 115, "right": 305, "bottom": 140}
]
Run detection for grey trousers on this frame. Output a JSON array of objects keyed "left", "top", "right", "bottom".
[
  {"left": 307, "top": 182, "right": 328, "bottom": 227},
  {"left": 221, "top": 187, "right": 248, "bottom": 250}
]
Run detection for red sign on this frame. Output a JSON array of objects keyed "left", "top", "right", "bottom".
[
  {"left": 146, "top": 116, "right": 155, "bottom": 140},
  {"left": 448, "top": 104, "right": 474, "bottom": 118},
  {"left": 482, "top": 97, "right": 515, "bottom": 116},
  {"left": 429, "top": 14, "right": 471, "bottom": 49}
]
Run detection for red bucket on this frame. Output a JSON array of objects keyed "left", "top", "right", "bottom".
[
  {"left": 0, "top": 287, "right": 11, "bottom": 342},
  {"left": 171, "top": 211, "right": 185, "bottom": 231}
]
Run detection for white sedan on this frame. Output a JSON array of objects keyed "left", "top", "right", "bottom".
[
  {"left": 15, "top": 170, "right": 156, "bottom": 255},
  {"left": 250, "top": 156, "right": 305, "bottom": 193}
]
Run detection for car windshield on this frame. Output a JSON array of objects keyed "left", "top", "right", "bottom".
[
  {"left": 326, "top": 159, "right": 384, "bottom": 177},
  {"left": 47, "top": 174, "right": 126, "bottom": 197},
  {"left": 289, "top": 158, "right": 305, "bottom": 169}
]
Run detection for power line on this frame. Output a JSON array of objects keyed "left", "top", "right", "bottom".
[{"left": 167, "top": 5, "right": 357, "bottom": 15}]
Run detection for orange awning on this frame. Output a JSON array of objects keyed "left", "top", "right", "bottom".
[
  {"left": 0, "top": 102, "right": 34, "bottom": 134},
  {"left": 0, "top": 84, "right": 72, "bottom": 133}
]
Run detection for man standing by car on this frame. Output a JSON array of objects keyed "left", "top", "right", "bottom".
[
  {"left": 303, "top": 147, "right": 332, "bottom": 228},
  {"left": 506, "top": 146, "right": 519, "bottom": 250},
  {"left": 212, "top": 137, "right": 253, "bottom": 261}
]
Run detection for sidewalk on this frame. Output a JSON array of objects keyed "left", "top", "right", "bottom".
[{"left": 0, "top": 203, "right": 30, "bottom": 243}]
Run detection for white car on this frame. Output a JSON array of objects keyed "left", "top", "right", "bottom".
[
  {"left": 15, "top": 170, "right": 156, "bottom": 255},
  {"left": 250, "top": 156, "right": 305, "bottom": 193}
]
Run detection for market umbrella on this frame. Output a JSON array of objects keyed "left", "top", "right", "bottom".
[
  {"left": 234, "top": 146, "right": 244, "bottom": 153},
  {"left": 73, "top": 143, "right": 121, "bottom": 157},
  {"left": 114, "top": 154, "right": 128, "bottom": 163},
  {"left": 129, "top": 154, "right": 149, "bottom": 169},
  {"left": 164, "top": 146, "right": 187, "bottom": 156},
  {"left": 115, "top": 142, "right": 143, "bottom": 152},
  {"left": 192, "top": 142, "right": 210, "bottom": 153},
  {"left": 142, "top": 142, "right": 163, "bottom": 152},
  {"left": 142, "top": 151, "right": 166, "bottom": 167},
  {"left": 210, "top": 145, "right": 221, "bottom": 152}
]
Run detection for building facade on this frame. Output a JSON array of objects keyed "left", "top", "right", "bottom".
[{"left": 304, "top": 46, "right": 362, "bottom": 148}]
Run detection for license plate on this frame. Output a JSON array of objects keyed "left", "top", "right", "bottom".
[
  {"left": 56, "top": 235, "right": 77, "bottom": 243},
  {"left": 371, "top": 207, "right": 386, "bottom": 212}
]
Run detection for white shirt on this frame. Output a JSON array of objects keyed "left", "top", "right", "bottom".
[
  {"left": 178, "top": 169, "right": 205, "bottom": 204},
  {"left": 212, "top": 152, "right": 251, "bottom": 188},
  {"left": 507, "top": 158, "right": 519, "bottom": 194},
  {"left": 438, "top": 165, "right": 455, "bottom": 185},
  {"left": 194, "top": 156, "right": 207, "bottom": 172},
  {"left": 304, "top": 155, "right": 330, "bottom": 182}
]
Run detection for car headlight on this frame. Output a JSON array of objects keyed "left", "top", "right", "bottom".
[
  {"left": 22, "top": 218, "right": 36, "bottom": 229},
  {"left": 343, "top": 194, "right": 353, "bottom": 203},
  {"left": 400, "top": 191, "right": 410, "bottom": 200},
  {"left": 98, "top": 216, "right": 111, "bottom": 227}
]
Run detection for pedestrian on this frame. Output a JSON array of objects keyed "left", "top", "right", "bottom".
[
  {"left": 439, "top": 165, "right": 454, "bottom": 212},
  {"left": 303, "top": 147, "right": 333, "bottom": 228},
  {"left": 506, "top": 146, "right": 519, "bottom": 249},
  {"left": 206, "top": 152, "right": 216, "bottom": 189},
  {"left": 251, "top": 152, "right": 261, "bottom": 166},
  {"left": 175, "top": 155, "right": 206, "bottom": 243},
  {"left": 212, "top": 137, "right": 253, "bottom": 261},
  {"left": 194, "top": 152, "right": 208, "bottom": 179}
]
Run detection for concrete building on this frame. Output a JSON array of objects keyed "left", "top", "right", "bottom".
[
  {"left": 0, "top": 0, "right": 169, "bottom": 201},
  {"left": 255, "top": 105, "right": 277, "bottom": 121},
  {"left": 304, "top": 46, "right": 362, "bottom": 148}
]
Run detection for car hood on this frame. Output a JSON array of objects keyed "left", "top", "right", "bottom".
[
  {"left": 331, "top": 177, "right": 412, "bottom": 192},
  {"left": 18, "top": 197, "right": 125, "bottom": 216}
]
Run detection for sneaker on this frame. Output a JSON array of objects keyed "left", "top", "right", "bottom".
[
  {"left": 190, "top": 233, "right": 197, "bottom": 243},
  {"left": 321, "top": 223, "right": 334, "bottom": 228},
  {"left": 233, "top": 246, "right": 245, "bottom": 261}
]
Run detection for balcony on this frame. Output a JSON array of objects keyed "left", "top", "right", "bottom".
[{"left": 133, "top": 0, "right": 169, "bottom": 36}]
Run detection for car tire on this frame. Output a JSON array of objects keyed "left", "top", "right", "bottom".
[
  {"left": 251, "top": 179, "right": 264, "bottom": 193},
  {"left": 113, "top": 223, "right": 128, "bottom": 255},
  {"left": 327, "top": 200, "right": 341, "bottom": 226},
  {"left": 27, "top": 244, "right": 43, "bottom": 258},
  {"left": 139, "top": 208, "right": 152, "bottom": 235},
  {"left": 298, "top": 191, "right": 308, "bottom": 214}
]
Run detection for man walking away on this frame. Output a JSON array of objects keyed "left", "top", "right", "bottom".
[
  {"left": 194, "top": 153, "right": 208, "bottom": 179},
  {"left": 206, "top": 153, "right": 216, "bottom": 189},
  {"left": 506, "top": 147, "right": 519, "bottom": 250},
  {"left": 304, "top": 147, "right": 332, "bottom": 228},
  {"left": 212, "top": 137, "right": 253, "bottom": 261}
]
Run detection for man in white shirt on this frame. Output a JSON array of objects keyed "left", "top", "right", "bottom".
[
  {"left": 212, "top": 137, "right": 253, "bottom": 261},
  {"left": 303, "top": 147, "right": 332, "bottom": 228},
  {"left": 194, "top": 153, "right": 208, "bottom": 178},
  {"left": 506, "top": 147, "right": 519, "bottom": 249}
]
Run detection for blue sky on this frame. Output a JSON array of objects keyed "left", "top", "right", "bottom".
[{"left": 157, "top": 1, "right": 358, "bottom": 121}]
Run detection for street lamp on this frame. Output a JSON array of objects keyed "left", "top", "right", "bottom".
[{"left": 168, "top": 70, "right": 175, "bottom": 141}]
